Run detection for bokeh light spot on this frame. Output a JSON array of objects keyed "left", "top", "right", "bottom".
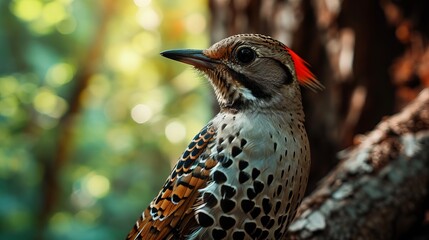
[
  {"left": 46, "top": 63, "right": 75, "bottom": 87},
  {"left": 119, "top": 49, "right": 141, "bottom": 72},
  {"left": 0, "top": 76, "right": 19, "bottom": 97},
  {"left": 56, "top": 17, "right": 77, "bottom": 34},
  {"left": 185, "top": 13, "right": 206, "bottom": 34},
  {"left": 33, "top": 88, "right": 68, "bottom": 118},
  {"left": 70, "top": 189, "right": 95, "bottom": 208},
  {"left": 42, "top": 1, "right": 66, "bottom": 25},
  {"left": 84, "top": 173, "right": 110, "bottom": 198},
  {"left": 131, "top": 104, "right": 153, "bottom": 124},
  {"left": 107, "top": 46, "right": 141, "bottom": 73},
  {"left": 136, "top": 7, "right": 161, "bottom": 30},
  {"left": 11, "top": 0, "right": 43, "bottom": 21},
  {"left": 134, "top": 0, "right": 151, "bottom": 7},
  {"left": 49, "top": 212, "right": 72, "bottom": 233},
  {"left": 165, "top": 120, "right": 186, "bottom": 143},
  {"left": 132, "top": 32, "right": 160, "bottom": 56},
  {"left": 0, "top": 97, "right": 18, "bottom": 117}
]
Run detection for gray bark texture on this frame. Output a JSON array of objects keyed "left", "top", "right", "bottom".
[{"left": 285, "top": 88, "right": 429, "bottom": 240}]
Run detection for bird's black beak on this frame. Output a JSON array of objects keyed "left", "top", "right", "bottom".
[{"left": 161, "top": 49, "right": 218, "bottom": 69}]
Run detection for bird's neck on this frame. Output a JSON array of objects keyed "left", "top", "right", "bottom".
[
  {"left": 217, "top": 89, "right": 305, "bottom": 119},
  {"left": 218, "top": 99, "right": 306, "bottom": 124},
  {"left": 216, "top": 107, "right": 306, "bottom": 129}
]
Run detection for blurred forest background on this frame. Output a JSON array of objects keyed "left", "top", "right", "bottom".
[
  {"left": 1, "top": 0, "right": 210, "bottom": 239},
  {"left": 1, "top": 0, "right": 428, "bottom": 239}
]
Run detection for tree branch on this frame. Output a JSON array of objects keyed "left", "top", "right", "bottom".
[{"left": 286, "top": 88, "right": 429, "bottom": 240}]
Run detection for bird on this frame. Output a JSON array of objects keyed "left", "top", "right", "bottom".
[{"left": 126, "top": 34, "right": 323, "bottom": 240}]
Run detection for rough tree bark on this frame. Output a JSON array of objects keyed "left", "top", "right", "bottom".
[{"left": 286, "top": 88, "right": 429, "bottom": 239}]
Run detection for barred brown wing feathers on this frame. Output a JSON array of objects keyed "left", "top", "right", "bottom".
[{"left": 126, "top": 125, "right": 216, "bottom": 240}]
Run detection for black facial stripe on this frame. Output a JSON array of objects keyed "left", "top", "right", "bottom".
[{"left": 227, "top": 67, "right": 271, "bottom": 99}]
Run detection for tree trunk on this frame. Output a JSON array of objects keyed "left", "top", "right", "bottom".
[{"left": 286, "top": 88, "right": 429, "bottom": 239}]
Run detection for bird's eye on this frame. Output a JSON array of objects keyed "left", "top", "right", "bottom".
[{"left": 236, "top": 47, "right": 256, "bottom": 64}]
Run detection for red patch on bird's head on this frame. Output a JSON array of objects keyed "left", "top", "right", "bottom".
[{"left": 286, "top": 47, "right": 323, "bottom": 91}]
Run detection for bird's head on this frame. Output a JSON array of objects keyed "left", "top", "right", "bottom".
[{"left": 161, "top": 34, "right": 323, "bottom": 113}]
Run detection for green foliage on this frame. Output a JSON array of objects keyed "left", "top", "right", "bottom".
[{"left": 0, "top": 0, "right": 210, "bottom": 238}]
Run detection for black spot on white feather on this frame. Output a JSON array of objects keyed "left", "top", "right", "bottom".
[
  {"left": 240, "top": 138, "right": 247, "bottom": 148},
  {"left": 239, "top": 171, "right": 250, "bottom": 183},
  {"left": 241, "top": 199, "right": 255, "bottom": 213},
  {"left": 250, "top": 207, "right": 261, "bottom": 219},
  {"left": 231, "top": 146, "right": 242, "bottom": 157},
  {"left": 244, "top": 221, "right": 256, "bottom": 235},
  {"left": 260, "top": 230, "right": 270, "bottom": 239},
  {"left": 276, "top": 185, "right": 283, "bottom": 196},
  {"left": 221, "top": 158, "right": 233, "bottom": 168},
  {"left": 274, "top": 201, "right": 282, "bottom": 215},
  {"left": 221, "top": 184, "right": 236, "bottom": 198},
  {"left": 251, "top": 227, "right": 263, "bottom": 238},
  {"left": 213, "top": 170, "right": 227, "bottom": 184},
  {"left": 288, "top": 191, "right": 293, "bottom": 200},
  {"left": 197, "top": 211, "right": 215, "bottom": 227},
  {"left": 262, "top": 197, "right": 272, "bottom": 214},
  {"left": 212, "top": 228, "right": 227, "bottom": 239},
  {"left": 261, "top": 215, "right": 270, "bottom": 227},
  {"left": 267, "top": 174, "right": 274, "bottom": 186},
  {"left": 220, "top": 198, "right": 236, "bottom": 213},
  {"left": 251, "top": 168, "right": 260, "bottom": 180},
  {"left": 203, "top": 192, "right": 218, "bottom": 208},
  {"left": 239, "top": 160, "right": 248, "bottom": 170},
  {"left": 247, "top": 188, "right": 257, "bottom": 199},
  {"left": 232, "top": 231, "right": 245, "bottom": 240},
  {"left": 267, "top": 219, "right": 275, "bottom": 229},
  {"left": 253, "top": 180, "right": 264, "bottom": 194},
  {"left": 274, "top": 227, "right": 283, "bottom": 239},
  {"left": 219, "top": 215, "right": 236, "bottom": 230}
]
